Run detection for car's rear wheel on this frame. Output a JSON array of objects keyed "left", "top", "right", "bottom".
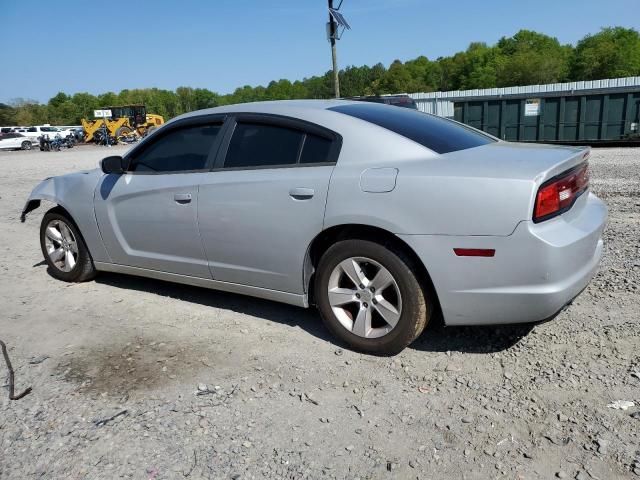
[
  {"left": 40, "top": 212, "right": 96, "bottom": 282},
  {"left": 314, "top": 239, "right": 429, "bottom": 355},
  {"left": 21, "top": 141, "right": 32, "bottom": 150}
]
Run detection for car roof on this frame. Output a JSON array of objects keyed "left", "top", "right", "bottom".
[{"left": 177, "top": 99, "right": 362, "bottom": 120}]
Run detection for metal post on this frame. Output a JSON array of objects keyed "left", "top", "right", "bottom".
[
  {"left": 328, "top": 0, "right": 340, "bottom": 98},
  {"left": 104, "top": 116, "right": 110, "bottom": 148}
]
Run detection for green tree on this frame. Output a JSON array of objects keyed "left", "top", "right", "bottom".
[
  {"left": 192, "top": 88, "right": 219, "bottom": 109},
  {"left": 48, "top": 92, "right": 70, "bottom": 108},
  {"left": 70, "top": 93, "right": 99, "bottom": 122},
  {"left": 374, "top": 60, "right": 415, "bottom": 94},
  {"left": 495, "top": 30, "right": 571, "bottom": 86},
  {"left": 571, "top": 27, "right": 640, "bottom": 79},
  {"left": 97, "top": 92, "right": 119, "bottom": 107},
  {"left": 0, "top": 103, "right": 16, "bottom": 126}
]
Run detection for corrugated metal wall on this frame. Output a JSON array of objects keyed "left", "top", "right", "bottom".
[{"left": 408, "top": 77, "right": 640, "bottom": 143}]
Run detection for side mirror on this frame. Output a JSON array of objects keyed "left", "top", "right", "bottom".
[{"left": 101, "top": 155, "right": 126, "bottom": 174}]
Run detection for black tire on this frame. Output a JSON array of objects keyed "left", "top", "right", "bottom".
[
  {"left": 314, "top": 239, "right": 430, "bottom": 355},
  {"left": 40, "top": 211, "right": 96, "bottom": 282},
  {"left": 116, "top": 126, "right": 133, "bottom": 138},
  {"left": 21, "top": 141, "right": 32, "bottom": 150},
  {"left": 144, "top": 125, "right": 157, "bottom": 137}
]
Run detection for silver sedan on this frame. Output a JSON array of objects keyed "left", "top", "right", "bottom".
[{"left": 22, "top": 100, "right": 607, "bottom": 354}]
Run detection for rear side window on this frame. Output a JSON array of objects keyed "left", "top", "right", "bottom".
[
  {"left": 128, "top": 124, "right": 221, "bottom": 172},
  {"left": 225, "top": 123, "right": 303, "bottom": 169},
  {"left": 329, "top": 103, "right": 495, "bottom": 154},
  {"left": 300, "top": 134, "right": 332, "bottom": 164}
]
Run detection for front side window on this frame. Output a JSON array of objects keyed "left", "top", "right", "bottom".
[{"left": 128, "top": 124, "right": 221, "bottom": 173}]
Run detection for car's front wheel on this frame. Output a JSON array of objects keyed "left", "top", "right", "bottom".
[
  {"left": 21, "top": 141, "right": 32, "bottom": 150},
  {"left": 40, "top": 212, "right": 96, "bottom": 282},
  {"left": 314, "top": 239, "right": 430, "bottom": 355}
]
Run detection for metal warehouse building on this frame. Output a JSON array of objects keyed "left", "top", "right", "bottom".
[{"left": 409, "top": 77, "right": 640, "bottom": 144}]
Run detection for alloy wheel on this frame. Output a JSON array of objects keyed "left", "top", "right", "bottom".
[
  {"left": 327, "top": 256, "right": 403, "bottom": 339},
  {"left": 44, "top": 219, "right": 78, "bottom": 272}
]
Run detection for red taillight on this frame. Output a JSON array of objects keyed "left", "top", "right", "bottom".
[{"left": 533, "top": 162, "right": 589, "bottom": 222}]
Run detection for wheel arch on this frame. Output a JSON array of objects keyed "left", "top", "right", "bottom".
[
  {"left": 40, "top": 204, "right": 95, "bottom": 257},
  {"left": 305, "top": 224, "right": 442, "bottom": 319}
]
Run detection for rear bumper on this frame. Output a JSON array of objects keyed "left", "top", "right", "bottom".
[{"left": 399, "top": 192, "right": 607, "bottom": 326}]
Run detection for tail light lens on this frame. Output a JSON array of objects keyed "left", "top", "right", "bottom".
[{"left": 533, "top": 162, "right": 589, "bottom": 223}]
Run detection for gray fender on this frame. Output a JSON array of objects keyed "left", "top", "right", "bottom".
[{"left": 21, "top": 171, "right": 111, "bottom": 263}]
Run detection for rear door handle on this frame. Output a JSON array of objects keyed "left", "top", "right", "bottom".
[
  {"left": 174, "top": 193, "right": 192, "bottom": 204},
  {"left": 289, "top": 187, "right": 315, "bottom": 200}
]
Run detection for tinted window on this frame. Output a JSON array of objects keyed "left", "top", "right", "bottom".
[
  {"left": 225, "top": 123, "right": 303, "bottom": 168},
  {"left": 27, "top": 127, "right": 37, "bottom": 132},
  {"left": 129, "top": 124, "right": 221, "bottom": 172},
  {"left": 300, "top": 134, "right": 332, "bottom": 164},
  {"left": 329, "top": 103, "right": 495, "bottom": 154}
]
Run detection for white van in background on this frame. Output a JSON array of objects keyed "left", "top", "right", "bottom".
[{"left": 22, "top": 125, "right": 68, "bottom": 142}]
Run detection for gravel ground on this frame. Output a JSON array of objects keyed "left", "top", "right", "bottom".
[{"left": 0, "top": 145, "right": 638, "bottom": 479}]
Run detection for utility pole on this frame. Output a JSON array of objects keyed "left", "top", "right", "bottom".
[{"left": 328, "top": 0, "right": 340, "bottom": 98}]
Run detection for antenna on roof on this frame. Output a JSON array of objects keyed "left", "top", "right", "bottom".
[{"left": 327, "top": 0, "right": 350, "bottom": 99}]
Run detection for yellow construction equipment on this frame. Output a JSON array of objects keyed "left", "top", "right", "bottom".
[{"left": 81, "top": 105, "right": 164, "bottom": 143}]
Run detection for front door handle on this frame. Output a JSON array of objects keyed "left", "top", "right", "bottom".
[
  {"left": 289, "top": 187, "right": 315, "bottom": 200},
  {"left": 174, "top": 193, "right": 192, "bottom": 204}
]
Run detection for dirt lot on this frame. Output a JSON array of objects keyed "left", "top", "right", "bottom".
[{"left": 0, "top": 145, "right": 639, "bottom": 479}]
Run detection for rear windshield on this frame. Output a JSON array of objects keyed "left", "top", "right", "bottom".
[{"left": 329, "top": 103, "right": 495, "bottom": 154}]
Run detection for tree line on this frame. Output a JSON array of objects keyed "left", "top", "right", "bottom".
[{"left": 1, "top": 27, "right": 639, "bottom": 127}]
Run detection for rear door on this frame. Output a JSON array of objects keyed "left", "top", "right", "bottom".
[
  {"left": 94, "top": 116, "right": 226, "bottom": 277},
  {"left": 198, "top": 114, "right": 341, "bottom": 294}
]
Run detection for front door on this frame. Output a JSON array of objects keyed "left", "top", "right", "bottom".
[
  {"left": 94, "top": 119, "right": 225, "bottom": 278},
  {"left": 198, "top": 115, "right": 341, "bottom": 294}
]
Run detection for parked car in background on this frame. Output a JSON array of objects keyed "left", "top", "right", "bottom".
[
  {"left": 21, "top": 100, "right": 606, "bottom": 354},
  {"left": 57, "top": 126, "right": 82, "bottom": 138},
  {"left": 346, "top": 94, "right": 418, "bottom": 109},
  {"left": 71, "top": 127, "right": 85, "bottom": 142},
  {"left": 22, "top": 126, "right": 68, "bottom": 143},
  {"left": 1, "top": 126, "right": 29, "bottom": 134},
  {"left": 0, "top": 133, "right": 33, "bottom": 150}
]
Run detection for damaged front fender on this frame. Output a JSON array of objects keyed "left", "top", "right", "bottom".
[
  {"left": 20, "top": 177, "right": 56, "bottom": 222},
  {"left": 20, "top": 170, "right": 111, "bottom": 263}
]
